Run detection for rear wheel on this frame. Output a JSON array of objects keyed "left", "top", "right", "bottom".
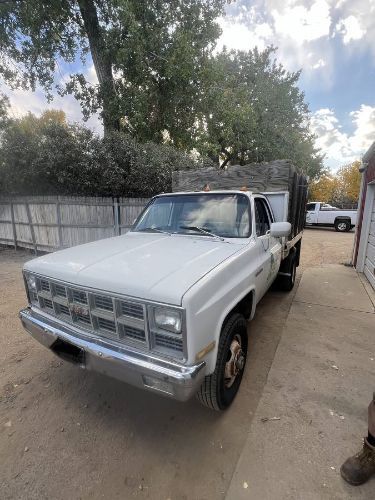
[
  {"left": 196, "top": 313, "right": 248, "bottom": 411},
  {"left": 335, "top": 219, "right": 351, "bottom": 232},
  {"left": 278, "top": 259, "right": 296, "bottom": 292}
]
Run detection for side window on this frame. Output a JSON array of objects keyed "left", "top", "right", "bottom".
[
  {"left": 306, "top": 203, "right": 316, "bottom": 211},
  {"left": 254, "top": 198, "right": 271, "bottom": 236}
]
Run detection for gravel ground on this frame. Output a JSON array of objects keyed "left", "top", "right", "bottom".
[{"left": 0, "top": 228, "right": 354, "bottom": 499}]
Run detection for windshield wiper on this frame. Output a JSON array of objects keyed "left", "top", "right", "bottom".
[
  {"left": 136, "top": 227, "right": 171, "bottom": 235},
  {"left": 179, "top": 225, "right": 225, "bottom": 241}
]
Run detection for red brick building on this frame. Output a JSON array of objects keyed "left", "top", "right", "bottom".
[{"left": 353, "top": 142, "right": 375, "bottom": 291}]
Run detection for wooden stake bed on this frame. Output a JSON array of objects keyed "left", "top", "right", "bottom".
[{"left": 172, "top": 160, "right": 308, "bottom": 241}]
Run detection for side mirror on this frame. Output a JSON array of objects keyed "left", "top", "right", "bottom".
[{"left": 270, "top": 222, "right": 291, "bottom": 238}]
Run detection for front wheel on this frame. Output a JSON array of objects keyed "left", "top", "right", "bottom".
[
  {"left": 335, "top": 220, "right": 350, "bottom": 232},
  {"left": 196, "top": 313, "right": 248, "bottom": 411}
]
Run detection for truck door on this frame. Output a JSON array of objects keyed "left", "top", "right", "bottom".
[
  {"left": 317, "top": 203, "right": 337, "bottom": 225},
  {"left": 306, "top": 202, "right": 318, "bottom": 224},
  {"left": 254, "top": 197, "right": 282, "bottom": 300}
]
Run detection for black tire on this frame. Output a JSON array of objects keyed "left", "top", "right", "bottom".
[
  {"left": 277, "top": 255, "right": 297, "bottom": 292},
  {"left": 334, "top": 219, "right": 350, "bottom": 232},
  {"left": 196, "top": 313, "right": 248, "bottom": 411}
]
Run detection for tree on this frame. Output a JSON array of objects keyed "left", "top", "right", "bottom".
[
  {"left": 195, "top": 47, "right": 323, "bottom": 178},
  {"left": 0, "top": 0, "right": 224, "bottom": 137},
  {"left": 309, "top": 174, "right": 338, "bottom": 203},
  {"left": 309, "top": 161, "right": 361, "bottom": 206},
  {"left": 0, "top": 93, "right": 10, "bottom": 132},
  {"left": 0, "top": 109, "right": 85, "bottom": 193},
  {"left": 336, "top": 161, "right": 361, "bottom": 203},
  {"left": 0, "top": 108, "right": 214, "bottom": 196}
]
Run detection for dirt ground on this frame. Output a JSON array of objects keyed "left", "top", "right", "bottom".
[{"left": 0, "top": 228, "right": 354, "bottom": 500}]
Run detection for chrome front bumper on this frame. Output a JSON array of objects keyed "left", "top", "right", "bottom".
[{"left": 19, "top": 308, "right": 206, "bottom": 401}]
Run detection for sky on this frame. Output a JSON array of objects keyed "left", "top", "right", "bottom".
[{"left": 1, "top": 0, "right": 375, "bottom": 172}]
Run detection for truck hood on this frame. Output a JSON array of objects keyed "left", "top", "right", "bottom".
[{"left": 24, "top": 232, "right": 244, "bottom": 305}]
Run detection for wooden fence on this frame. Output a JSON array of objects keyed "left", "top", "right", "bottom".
[{"left": 0, "top": 195, "right": 150, "bottom": 254}]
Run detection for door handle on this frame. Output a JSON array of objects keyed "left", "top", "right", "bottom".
[{"left": 255, "top": 268, "right": 263, "bottom": 277}]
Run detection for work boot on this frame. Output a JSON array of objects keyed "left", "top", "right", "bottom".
[{"left": 340, "top": 439, "right": 375, "bottom": 485}]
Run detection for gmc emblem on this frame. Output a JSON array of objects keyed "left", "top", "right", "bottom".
[{"left": 70, "top": 304, "right": 89, "bottom": 316}]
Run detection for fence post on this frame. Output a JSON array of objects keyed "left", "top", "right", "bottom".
[
  {"left": 113, "top": 198, "right": 120, "bottom": 236},
  {"left": 56, "top": 202, "right": 63, "bottom": 249},
  {"left": 10, "top": 202, "right": 17, "bottom": 250},
  {"left": 25, "top": 202, "right": 38, "bottom": 255}
]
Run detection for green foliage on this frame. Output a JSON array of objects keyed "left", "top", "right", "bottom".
[
  {"left": 309, "top": 161, "right": 361, "bottom": 206},
  {"left": 0, "top": 94, "right": 10, "bottom": 129},
  {"left": 0, "top": 110, "right": 214, "bottom": 196},
  {"left": 110, "top": 0, "right": 224, "bottom": 147},
  {"left": 196, "top": 48, "right": 323, "bottom": 179},
  {"left": 0, "top": 0, "right": 225, "bottom": 137},
  {"left": 0, "top": 1, "right": 323, "bottom": 180}
]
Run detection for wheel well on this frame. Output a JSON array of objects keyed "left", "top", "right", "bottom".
[
  {"left": 223, "top": 290, "right": 254, "bottom": 325},
  {"left": 280, "top": 244, "right": 299, "bottom": 273},
  {"left": 335, "top": 217, "right": 350, "bottom": 224}
]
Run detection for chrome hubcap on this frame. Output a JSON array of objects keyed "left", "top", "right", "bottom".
[
  {"left": 224, "top": 334, "right": 244, "bottom": 388},
  {"left": 338, "top": 223, "right": 346, "bottom": 231}
]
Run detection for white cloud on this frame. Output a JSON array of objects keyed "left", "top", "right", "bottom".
[
  {"left": 86, "top": 64, "right": 98, "bottom": 85},
  {"left": 271, "top": 0, "right": 331, "bottom": 43},
  {"left": 217, "top": 18, "right": 273, "bottom": 52},
  {"left": 311, "top": 58, "right": 326, "bottom": 69},
  {"left": 218, "top": 1, "right": 335, "bottom": 86},
  {"left": 311, "top": 105, "right": 375, "bottom": 170},
  {"left": 336, "top": 15, "right": 365, "bottom": 44},
  {"left": 349, "top": 105, "right": 375, "bottom": 151},
  {"left": 218, "top": 0, "right": 375, "bottom": 81}
]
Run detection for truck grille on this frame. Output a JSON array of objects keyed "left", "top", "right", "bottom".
[
  {"left": 30, "top": 277, "right": 147, "bottom": 348},
  {"left": 94, "top": 295, "right": 113, "bottom": 312},
  {"left": 40, "top": 279, "right": 51, "bottom": 293},
  {"left": 119, "top": 324, "right": 146, "bottom": 342},
  {"left": 121, "top": 301, "right": 144, "bottom": 319},
  {"left": 72, "top": 289, "right": 88, "bottom": 305},
  {"left": 27, "top": 276, "right": 184, "bottom": 358},
  {"left": 154, "top": 333, "right": 183, "bottom": 353}
]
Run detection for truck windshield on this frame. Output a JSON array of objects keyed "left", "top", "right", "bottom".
[{"left": 132, "top": 193, "right": 251, "bottom": 238}]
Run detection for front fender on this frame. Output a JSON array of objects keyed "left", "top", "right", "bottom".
[{"left": 182, "top": 243, "right": 259, "bottom": 374}]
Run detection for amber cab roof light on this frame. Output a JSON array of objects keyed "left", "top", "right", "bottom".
[{"left": 200, "top": 184, "right": 251, "bottom": 192}]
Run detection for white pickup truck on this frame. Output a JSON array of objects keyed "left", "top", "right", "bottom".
[
  {"left": 305, "top": 201, "right": 357, "bottom": 232},
  {"left": 20, "top": 190, "right": 303, "bottom": 411}
]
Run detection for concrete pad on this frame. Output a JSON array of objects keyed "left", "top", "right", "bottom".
[
  {"left": 227, "top": 266, "right": 375, "bottom": 500},
  {"left": 294, "top": 265, "right": 374, "bottom": 313}
]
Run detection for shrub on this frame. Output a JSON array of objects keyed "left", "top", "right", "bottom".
[{"left": 0, "top": 113, "right": 216, "bottom": 196}]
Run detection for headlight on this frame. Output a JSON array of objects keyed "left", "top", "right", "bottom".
[
  {"left": 25, "top": 272, "right": 37, "bottom": 292},
  {"left": 24, "top": 271, "right": 38, "bottom": 305},
  {"left": 153, "top": 307, "right": 182, "bottom": 334}
]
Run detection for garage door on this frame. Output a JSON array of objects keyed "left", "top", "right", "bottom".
[{"left": 364, "top": 193, "right": 375, "bottom": 291}]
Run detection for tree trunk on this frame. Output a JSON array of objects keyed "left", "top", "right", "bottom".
[
  {"left": 220, "top": 156, "right": 231, "bottom": 169},
  {"left": 77, "top": 0, "right": 119, "bottom": 134},
  {"left": 219, "top": 145, "right": 232, "bottom": 169}
]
